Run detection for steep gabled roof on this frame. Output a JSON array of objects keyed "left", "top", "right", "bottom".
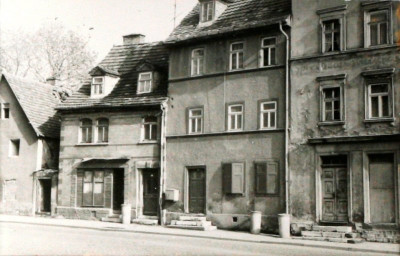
[
  {"left": 57, "top": 41, "right": 169, "bottom": 110},
  {"left": 166, "top": 0, "right": 291, "bottom": 44},
  {"left": 1, "top": 73, "right": 61, "bottom": 139}
]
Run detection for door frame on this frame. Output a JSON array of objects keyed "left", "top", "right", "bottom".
[
  {"left": 363, "top": 150, "right": 398, "bottom": 225},
  {"left": 137, "top": 168, "right": 160, "bottom": 218},
  {"left": 315, "top": 152, "right": 352, "bottom": 224},
  {"left": 184, "top": 166, "right": 207, "bottom": 214}
]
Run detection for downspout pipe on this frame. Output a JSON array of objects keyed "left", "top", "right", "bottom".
[
  {"left": 279, "top": 21, "right": 290, "bottom": 215},
  {"left": 159, "top": 100, "right": 168, "bottom": 225}
]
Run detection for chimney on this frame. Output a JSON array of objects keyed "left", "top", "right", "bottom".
[
  {"left": 123, "top": 34, "right": 145, "bottom": 45},
  {"left": 46, "top": 77, "right": 57, "bottom": 86}
]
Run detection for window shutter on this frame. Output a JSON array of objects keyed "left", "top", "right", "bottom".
[
  {"left": 104, "top": 170, "right": 113, "bottom": 208},
  {"left": 255, "top": 163, "right": 267, "bottom": 194},
  {"left": 222, "top": 163, "right": 232, "bottom": 194},
  {"left": 231, "top": 163, "right": 244, "bottom": 194},
  {"left": 76, "top": 171, "right": 84, "bottom": 207},
  {"left": 266, "top": 161, "right": 278, "bottom": 194}
]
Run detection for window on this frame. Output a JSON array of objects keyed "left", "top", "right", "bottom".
[
  {"left": 91, "top": 77, "right": 104, "bottom": 96},
  {"left": 188, "top": 108, "right": 203, "bottom": 134},
  {"left": 83, "top": 170, "right": 104, "bottom": 207},
  {"left": 230, "top": 42, "right": 244, "bottom": 71},
  {"left": 191, "top": 48, "right": 204, "bottom": 76},
  {"left": 80, "top": 119, "right": 93, "bottom": 143},
  {"left": 260, "top": 101, "right": 277, "bottom": 129},
  {"left": 227, "top": 104, "right": 243, "bottom": 131},
  {"left": 200, "top": 1, "right": 214, "bottom": 22},
  {"left": 366, "top": 10, "right": 389, "bottom": 47},
  {"left": 142, "top": 116, "right": 158, "bottom": 141},
  {"left": 137, "top": 72, "right": 152, "bottom": 94},
  {"left": 321, "top": 87, "right": 342, "bottom": 122},
  {"left": 1, "top": 103, "right": 9, "bottom": 119},
  {"left": 367, "top": 83, "right": 391, "bottom": 119},
  {"left": 255, "top": 162, "right": 279, "bottom": 195},
  {"left": 96, "top": 118, "right": 109, "bottom": 143},
  {"left": 223, "top": 163, "right": 245, "bottom": 195},
  {"left": 9, "top": 139, "right": 20, "bottom": 157},
  {"left": 322, "top": 19, "right": 341, "bottom": 52},
  {"left": 260, "top": 37, "right": 276, "bottom": 67}
]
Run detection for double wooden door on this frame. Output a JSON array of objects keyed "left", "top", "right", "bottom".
[
  {"left": 321, "top": 167, "right": 348, "bottom": 222},
  {"left": 188, "top": 168, "right": 206, "bottom": 214}
]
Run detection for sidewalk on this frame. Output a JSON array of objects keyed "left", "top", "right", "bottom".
[{"left": 0, "top": 214, "right": 399, "bottom": 255}]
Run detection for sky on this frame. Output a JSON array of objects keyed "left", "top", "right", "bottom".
[{"left": 0, "top": 0, "right": 197, "bottom": 61}]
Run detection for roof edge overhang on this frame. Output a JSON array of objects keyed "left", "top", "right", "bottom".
[
  {"left": 165, "top": 14, "right": 291, "bottom": 46},
  {"left": 56, "top": 99, "right": 168, "bottom": 111}
]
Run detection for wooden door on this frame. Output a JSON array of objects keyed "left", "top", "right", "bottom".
[
  {"left": 39, "top": 179, "right": 51, "bottom": 213},
  {"left": 142, "top": 169, "right": 159, "bottom": 216},
  {"left": 189, "top": 168, "right": 206, "bottom": 214},
  {"left": 369, "top": 154, "right": 395, "bottom": 223},
  {"left": 321, "top": 167, "right": 348, "bottom": 222},
  {"left": 113, "top": 170, "right": 124, "bottom": 212}
]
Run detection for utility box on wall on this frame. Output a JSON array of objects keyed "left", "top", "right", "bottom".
[{"left": 165, "top": 189, "right": 179, "bottom": 201}]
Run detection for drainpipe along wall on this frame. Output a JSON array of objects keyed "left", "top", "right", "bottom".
[
  {"left": 279, "top": 21, "right": 290, "bottom": 215},
  {"left": 159, "top": 100, "right": 168, "bottom": 225}
]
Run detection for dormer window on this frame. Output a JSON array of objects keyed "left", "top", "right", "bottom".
[
  {"left": 201, "top": 1, "right": 214, "bottom": 22},
  {"left": 91, "top": 77, "right": 104, "bottom": 96},
  {"left": 137, "top": 72, "right": 153, "bottom": 94}
]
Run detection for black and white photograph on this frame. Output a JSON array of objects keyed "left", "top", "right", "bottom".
[{"left": 0, "top": 0, "right": 399, "bottom": 255}]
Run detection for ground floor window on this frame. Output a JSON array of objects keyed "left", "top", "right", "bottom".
[{"left": 83, "top": 170, "right": 104, "bottom": 206}]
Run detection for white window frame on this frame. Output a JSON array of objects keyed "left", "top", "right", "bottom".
[
  {"left": 260, "top": 37, "right": 276, "bottom": 67},
  {"left": 188, "top": 108, "right": 203, "bottom": 134},
  {"left": 200, "top": 1, "right": 214, "bottom": 23},
  {"left": 321, "top": 19, "right": 342, "bottom": 53},
  {"left": 141, "top": 116, "right": 158, "bottom": 142},
  {"left": 229, "top": 42, "right": 244, "bottom": 71},
  {"left": 137, "top": 72, "right": 153, "bottom": 94},
  {"left": 227, "top": 104, "right": 244, "bottom": 131},
  {"left": 91, "top": 77, "right": 104, "bottom": 97},
  {"left": 260, "top": 101, "right": 277, "bottom": 130},
  {"left": 191, "top": 48, "right": 205, "bottom": 76},
  {"left": 321, "top": 85, "right": 343, "bottom": 122},
  {"left": 79, "top": 119, "right": 93, "bottom": 144},
  {"left": 1, "top": 103, "right": 10, "bottom": 119},
  {"left": 364, "top": 8, "right": 391, "bottom": 47},
  {"left": 96, "top": 118, "right": 109, "bottom": 143},
  {"left": 366, "top": 82, "right": 392, "bottom": 120}
]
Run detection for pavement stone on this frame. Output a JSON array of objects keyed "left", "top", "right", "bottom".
[{"left": 0, "top": 214, "right": 399, "bottom": 255}]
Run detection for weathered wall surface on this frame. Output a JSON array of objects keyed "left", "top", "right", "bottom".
[
  {"left": 0, "top": 79, "right": 38, "bottom": 215},
  {"left": 289, "top": 0, "right": 400, "bottom": 223},
  {"left": 57, "top": 109, "right": 161, "bottom": 219},
  {"left": 166, "top": 29, "right": 287, "bottom": 231}
]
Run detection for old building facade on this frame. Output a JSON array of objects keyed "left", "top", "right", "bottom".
[
  {"left": 55, "top": 35, "right": 169, "bottom": 222},
  {"left": 289, "top": 0, "right": 400, "bottom": 240},
  {"left": 0, "top": 73, "right": 60, "bottom": 216},
  {"left": 163, "top": 0, "right": 291, "bottom": 231}
]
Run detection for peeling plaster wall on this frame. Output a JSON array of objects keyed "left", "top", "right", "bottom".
[{"left": 289, "top": 0, "right": 400, "bottom": 223}]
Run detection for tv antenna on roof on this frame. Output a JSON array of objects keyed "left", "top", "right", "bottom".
[{"left": 173, "top": 0, "right": 177, "bottom": 28}]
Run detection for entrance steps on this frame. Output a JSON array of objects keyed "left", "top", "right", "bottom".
[
  {"left": 101, "top": 214, "right": 122, "bottom": 223},
  {"left": 132, "top": 217, "right": 158, "bottom": 225},
  {"left": 167, "top": 215, "right": 217, "bottom": 231},
  {"left": 296, "top": 225, "right": 363, "bottom": 243}
]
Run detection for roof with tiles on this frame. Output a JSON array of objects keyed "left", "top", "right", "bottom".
[
  {"left": 1, "top": 73, "right": 61, "bottom": 139},
  {"left": 57, "top": 41, "right": 169, "bottom": 110},
  {"left": 166, "top": 0, "right": 291, "bottom": 44}
]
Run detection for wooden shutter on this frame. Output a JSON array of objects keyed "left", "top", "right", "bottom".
[
  {"left": 222, "top": 163, "right": 232, "bottom": 193},
  {"left": 104, "top": 170, "right": 113, "bottom": 208},
  {"left": 76, "top": 171, "right": 84, "bottom": 207},
  {"left": 231, "top": 163, "right": 244, "bottom": 194},
  {"left": 255, "top": 163, "right": 267, "bottom": 194},
  {"left": 266, "top": 161, "right": 278, "bottom": 194}
]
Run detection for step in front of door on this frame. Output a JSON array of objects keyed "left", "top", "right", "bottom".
[
  {"left": 312, "top": 225, "right": 352, "bottom": 233},
  {"left": 132, "top": 218, "right": 158, "bottom": 225},
  {"left": 171, "top": 220, "right": 212, "bottom": 227},
  {"left": 167, "top": 224, "right": 217, "bottom": 231},
  {"left": 178, "top": 216, "right": 207, "bottom": 221},
  {"left": 293, "top": 236, "right": 364, "bottom": 244}
]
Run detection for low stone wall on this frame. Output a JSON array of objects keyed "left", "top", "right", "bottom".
[
  {"left": 362, "top": 230, "right": 400, "bottom": 244},
  {"left": 56, "top": 206, "right": 111, "bottom": 220}
]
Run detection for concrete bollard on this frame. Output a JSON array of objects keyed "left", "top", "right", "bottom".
[
  {"left": 250, "top": 211, "right": 262, "bottom": 234},
  {"left": 278, "top": 213, "right": 291, "bottom": 238},
  {"left": 122, "top": 204, "right": 131, "bottom": 225}
]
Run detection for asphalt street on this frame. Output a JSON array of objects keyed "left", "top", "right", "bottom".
[{"left": 0, "top": 222, "right": 391, "bottom": 256}]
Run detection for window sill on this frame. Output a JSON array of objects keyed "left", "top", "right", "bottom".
[
  {"left": 138, "top": 140, "right": 159, "bottom": 145},
  {"left": 229, "top": 68, "right": 245, "bottom": 72},
  {"left": 364, "top": 118, "right": 395, "bottom": 124},
  {"left": 259, "top": 127, "right": 278, "bottom": 131},
  {"left": 226, "top": 129, "right": 244, "bottom": 133},
  {"left": 75, "top": 143, "right": 109, "bottom": 147},
  {"left": 318, "top": 121, "right": 345, "bottom": 126}
]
